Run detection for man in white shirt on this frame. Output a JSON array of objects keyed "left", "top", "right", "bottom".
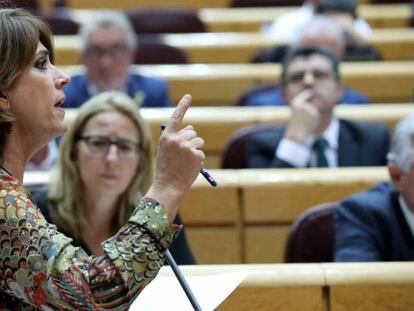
[
  {"left": 335, "top": 114, "right": 414, "bottom": 261},
  {"left": 245, "top": 47, "right": 389, "bottom": 168},
  {"left": 263, "top": 0, "right": 372, "bottom": 44}
]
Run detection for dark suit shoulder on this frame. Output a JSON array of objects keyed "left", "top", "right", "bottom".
[{"left": 339, "top": 119, "right": 389, "bottom": 139}]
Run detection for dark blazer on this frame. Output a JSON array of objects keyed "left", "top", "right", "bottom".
[
  {"left": 334, "top": 182, "right": 414, "bottom": 261},
  {"left": 242, "top": 85, "right": 370, "bottom": 106},
  {"left": 63, "top": 73, "right": 172, "bottom": 108},
  {"left": 246, "top": 119, "right": 390, "bottom": 168},
  {"left": 33, "top": 191, "right": 196, "bottom": 265}
]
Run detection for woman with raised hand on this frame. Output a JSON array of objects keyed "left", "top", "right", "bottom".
[{"left": 0, "top": 6, "right": 204, "bottom": 310}]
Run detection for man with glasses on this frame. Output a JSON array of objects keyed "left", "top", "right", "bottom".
[
  {"left": 63, "top": 10, "right": 171, "bottom": 109},
  {"left": 245, "top": 47, "right": 389, "bottom": 168}
]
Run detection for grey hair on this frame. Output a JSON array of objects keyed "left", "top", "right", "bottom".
[
  {"left": 293, "top": 15, "right": 346, "bottom": 58},
  {"left": 79, "top": 10, "right": 137, "bottom": 53},
  {"left": 387, "top": 114, "right": 414, "bottom": 173}
]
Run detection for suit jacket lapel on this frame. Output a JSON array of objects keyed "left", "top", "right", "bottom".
[{"left": 337, "top": 120, "right": 359, "bottom": 166}]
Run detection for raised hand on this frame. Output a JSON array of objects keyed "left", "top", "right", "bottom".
[
  {"left": 146, "top": 94, "right": 205, "bottom": 222},
  {"left": 285, "top": 89, "right": 321, "bottom": 144}
]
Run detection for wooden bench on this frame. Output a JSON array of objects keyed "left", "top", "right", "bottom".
[
  {"left": 24, "top": 167, "right": 389, "bottom": 264},
  {"left": 238, "top": 167, "right": 388, "bottom": 263},
  {"left": 51, "top": 0, "right": 412, "bottom": 10},
  {"left": 68, "top": 4, "right": 411, "bottom": 32},
  {"left": 157, "top": 262, "right": 414, "bottom": 311},
  {"left": 60, "top": 61, "right": 414, "bottom": 106},
  {"left": 65, "top": 104, "right": 414, "bottom": 168},
  {"left": 54, "top": 29, "right": 414, "bottom": 65},
  {"left": 200, "top": 4, "right": 412, "bottom": 31}
]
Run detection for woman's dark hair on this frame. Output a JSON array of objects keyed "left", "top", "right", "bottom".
[{"left": 0, "top": 6, "right": 54, "bottom": 163}]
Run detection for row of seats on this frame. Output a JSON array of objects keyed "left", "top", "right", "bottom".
[
  {"left": 35, "top": 0, "right": 413, "bottom": 10},
  {"left": 24, "top": 167, "right": 388, "bottom": 264},
  {"left": 65, "top": 104, "right": 414, "bottom": 168},
  {"left": 170, "top": 262, "right": 414, "bottom": 310},
  {"left": 27, "top": 3, "right": 414, "bottom": 35}
]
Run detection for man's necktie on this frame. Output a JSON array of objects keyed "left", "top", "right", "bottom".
[{"left": 312, "top": 137, "right": 329, "bottom": 167}]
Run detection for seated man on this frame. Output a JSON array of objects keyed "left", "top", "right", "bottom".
[
  {"left": 245, "top": 16, "right": 371, "bottom": 107},
  {"left": 263, "top": 0, "right": 372, "bottom": 42},
  {"left": 246, "top": 47, "right": 389, "bottom": 169},
  {"left": 64, "top": 10, "right": 171, "bottom": 108},
  {"left": 335, "top": 114, "right": 414, "bottom": 261}
]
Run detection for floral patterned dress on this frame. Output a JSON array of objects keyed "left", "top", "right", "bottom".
[{"left": 0, "top": 170, "right": 180, "bottom": 310}]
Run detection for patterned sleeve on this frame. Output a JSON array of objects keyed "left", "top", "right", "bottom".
[{"left": 0, "top": 175, "right": 181, "bottom": 310}]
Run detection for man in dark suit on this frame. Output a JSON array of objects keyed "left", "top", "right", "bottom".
[
  {"left": 335, "top": 114, "right": 414, "bottom": 261},
  {"left": 63, "top": 10, "right": 171, "bottom": 109},
  {"left": 246, "top": 47, "right": 389, "bottom": 168}
]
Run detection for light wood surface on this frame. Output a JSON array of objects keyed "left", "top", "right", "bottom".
[
  {"left": 53, "top": 28, "right": 414, "bottom": 65},
  {"left": 68, "top": 4, "right": 411, "bottom": 31},
  {"left": 24, "top": 167, "right": 389, "bottom": 264},
  {"left": 64, "top": 104, "right": 414, "bottom": 168},
  {"left": 200, "top": 4, "right": 412, "bottom": 31},
  {"left": 65, "top": 0, "right": 228, "bottom": 9},
  {"left": 158, "top": 262, "right": 414, "bottom": 310},
  {"left": 60, "top": 61, "right": 414, "bottom": 107}
]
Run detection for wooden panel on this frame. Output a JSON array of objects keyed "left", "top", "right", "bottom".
[
  {"left": 65, "top": 105, "right": 414, "bottom": 167},
  {"left": 186, "top": 227, "right": 241, "bottom": 264},
  {"left": 60, "top": 62, "right": 414, "bottom": 104},
  {"left": 54, "top": 28, "right": 414, "bottom": 65},
  {"left": 323, "top": 262, "right": 414, "bottom": 311},
  {"left": 70, "top": 5, "right": 410, "bottom": 32},
  {"left": 242, "top": 168, "right": 388, "bottom": 223},
  {"left": 66, "top": 0, "right": 228, "bottom": 9},
  {"left": 181, "top": 186, "right": 239, "bottom": 225},
  {"left": 200, "top": 4, "right": 411, "bottom": 32},
  {"left": 330, "top": 285, "right": 414, "bottom": 311},
  {"left": 244, "top": 226, "right": 290, "bottom": 263},
  {"left": 218, "top": 287, "right": 324, "bottom": 311}
]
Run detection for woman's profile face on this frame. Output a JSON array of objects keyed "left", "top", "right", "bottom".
[
  {"left": 3, "top": 42, "right": 69, "bottom": 147},
  {"left": 76, "top": 110, "right": 141, "bottom": 198}
]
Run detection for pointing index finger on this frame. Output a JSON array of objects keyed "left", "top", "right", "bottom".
[{"left": 164, "top": 94, "right": 192, "bottom": 133}]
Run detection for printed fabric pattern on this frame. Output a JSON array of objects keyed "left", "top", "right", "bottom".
[{"left": 0, "top": 171, "right": 180, "bottom": 310}]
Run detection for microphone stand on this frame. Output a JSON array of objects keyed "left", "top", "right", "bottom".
[{"left": 165, "top": 249, "right": 202, "bottom": 311}]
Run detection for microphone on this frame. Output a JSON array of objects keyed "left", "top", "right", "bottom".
[{"left": 165, "top": 249, "right": 202, "bottom": 310}]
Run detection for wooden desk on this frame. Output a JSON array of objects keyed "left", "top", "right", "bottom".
[
  {"left": 65, "top": 104, "right": 414, "bottom": 168},
  {"left": 69, "top": 4, "right": 411, "bottom": 32},
  {"left": 157, "top": 262, "right": 414, "bottom": 310},
  {"left": 323, "top": 262, "right": 414, "bottom": 311},
  {"left": 65, "top": 0, "right": 228, "bottom": 9},
  {"left": 200, "top": 4, "right": 412, "bottom": 32},
  {"left": 24, "top": 167, "right": 390, "bottom": 264},
  {"left": 61, "top": 62, "right": 414, "bottom": 106},
  {"left": 23, "top": 170, "right": 242, "bottom": 264},
  {"left": 54, "top": 28, "right": 414, "bottom": 65},
  {"left": 238, "top": 167, "right": 388, "bottom": 263}
]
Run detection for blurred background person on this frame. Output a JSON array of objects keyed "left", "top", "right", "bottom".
[
  {"left": 246, "top": 16, "right": 372, "bottom": 107},
  {"left": 245, "top": 47, "right": 389, "bottom": 169},
  {"left": 262, "top": 0, "right": 372, "bottom": 43},
  {"left": 63, "top": 10, "right": 171, "bottom": 108},
  {"left": 27, "top": 10, "right": 173, "bottom": 172},
  {"left": 335, "top": 114, "right": 414, "bottom": 261},
  {"left": 34, "top": 91, "right": 195, "bottom": 264}
]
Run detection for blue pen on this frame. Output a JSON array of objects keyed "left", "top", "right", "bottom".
[{"left": 161, "top": 124, "right": 217, "bottom": 187}]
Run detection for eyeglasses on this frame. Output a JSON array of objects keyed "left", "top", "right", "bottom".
[
  {"left": 77, "top": 135, "right": 141, "bottom": 160},
  {"left": 286, "top": 69, "right": 333, "bottom": 85},
  {"left": 84, "top": 45, "right": 130, "bottom": 61}
]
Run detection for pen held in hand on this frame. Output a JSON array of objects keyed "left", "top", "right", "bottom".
[{"left": 161, "top": 124, "right": 217, "bottom": 187}]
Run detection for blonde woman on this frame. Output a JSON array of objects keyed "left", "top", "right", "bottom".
[{"left": 34, "top": 91, "right": 195, "bottom": 263}]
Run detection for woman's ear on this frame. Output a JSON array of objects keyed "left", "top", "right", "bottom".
[{"left": 0, "top": 92, "right": 10, "bottom": 112}]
